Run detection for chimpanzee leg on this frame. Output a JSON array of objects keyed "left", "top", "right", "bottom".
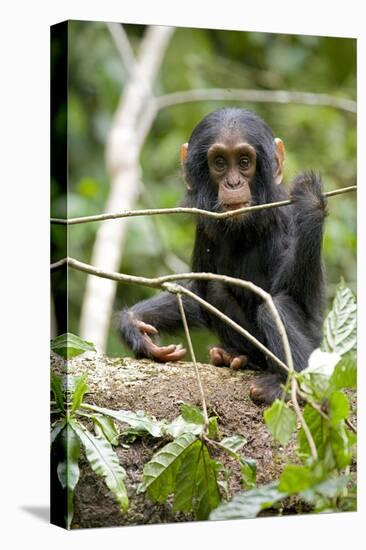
[
  {"left": 118, "top": 283, "right": 205, "bottom": 361},
  {"left": 250, "top": 293, "right": 315, "bottom": 403}
]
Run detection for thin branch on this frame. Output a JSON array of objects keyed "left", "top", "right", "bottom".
[
  {"left": 106, "top": 22, "right": 136, "bottom": 73},
  {"left": 291, "top": 378, "right": 318, "bottom": 461},
  {"left": 50, "top": 257, "right": 68, "bottom": 271},
  {"left": 346, "top": 418, "right": 357, "bottom": 434},
  {"left": 153, "top": 88, "right": 357, "bottom": 114},
  {"left": 176, "top": 293, "right": 209, "bottom": 427},
  {"left": 50, "top": 185, "right": 357, "bottom": 225}
]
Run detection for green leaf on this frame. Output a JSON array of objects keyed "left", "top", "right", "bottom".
[
  {"left": 298, "top": 405, "right": 327, "bottom": 459},
  {"left": 138, "top": 432, "right": 197, "bottom": 501},
  {"left": 173, "top": 441, "right": 222, "bottom": 520},
  {"left": 240, "top": 457, "right": 257, "bottom": 490},
  {"left": 301, "top": 476, "right": 349, "bottom": 504},
  {"left": 56, "top": 425, "right": 81, "bottom": 530},
  {"left": 87, "top": 405, "right": 165, "bottom": 438},
  {"left": 279, "top": 464, "right": 315, "bottom": 494},
  {"left": 329, "top": 355, "right": 357, "bottom": 391},
  {"left": 71, "top": 374, "right": 88, "bottom": 413},
  {"left": 220, "top": 435, "right": 247, "bottom": 454},
  {"left": 70, "top": 420, "right": 128, "bottom": 512},
  {"left": 329, "top": 426, "right": 353, "bottom": 470},
  {"left": 322, "top": 282, "right": 357, "bottom": 355},
  {"left": 51, "top": 419, "right": 66, "bottom": 445},
  {"left": 264, "top": 399, "right": 296, "bottom": 446},
  {"left": 165, "top": 415, "right": 204, "bottom": 438},
  {"left": 57, "top": 426, "right": 81, "bottom": 491},
  {"left": 328, "top": 391, "right": 350, "bottom": 426},
  {"left": 51, "top": 372, "right": 65, "bottom": 412},
  {"left": 51, "top": 333, "right": 96, "bottom": 359},
  {"left": 207, "top": 416, "right": 220, "bottom": 440},
  {"left": 209, "top": 482, "right": 286, "bottom": 520},
  {"left": 180, "top": 403, "right": 205, "bottom": 425},
  {"left": 91, "top": 414, "right": 119, "bottom": 445}
]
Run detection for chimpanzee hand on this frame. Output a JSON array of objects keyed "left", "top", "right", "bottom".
[
  {"left": 290, "top": 171, "right": 327, "bottom": 216},
  {"left": 136, "top": 320, "right": 187, "bottom": 362},
  {"left": 209, "top": 346, "right": 248, "bottom": 370}
]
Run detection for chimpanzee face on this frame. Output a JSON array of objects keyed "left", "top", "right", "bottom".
[{"left": 207, "top": 129, "right": 257, "bottom": 211}]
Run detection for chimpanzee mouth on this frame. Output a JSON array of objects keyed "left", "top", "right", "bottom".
[{"left": 223, "top": 202, "right": 250, "bottom": 212}]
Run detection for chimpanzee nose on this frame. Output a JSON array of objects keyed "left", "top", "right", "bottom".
[{"left": 225, "top": 179, "right": 242, "bottom": 189}]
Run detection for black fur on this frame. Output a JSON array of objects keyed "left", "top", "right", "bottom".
[{"left": 118, "top": 108, "right": 327, "bottom": 400}]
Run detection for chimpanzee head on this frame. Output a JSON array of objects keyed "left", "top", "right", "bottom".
[{"left": 181, "top": 108, "right": 285, "bottom": 217}]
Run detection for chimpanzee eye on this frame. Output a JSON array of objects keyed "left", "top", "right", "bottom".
[
  {"left": 239, "top": 156, "right": 250, "bottom": 169},
  {"left": 214, "top": 156, "right": 226, "bottom": 170}
]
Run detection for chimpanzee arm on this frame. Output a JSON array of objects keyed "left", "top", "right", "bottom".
[
  {"left": 118, "top": 283, "right": 205, "bottom": 361},
  {"left": 273, "top": 171, "right": 327, "bottom": 312}
]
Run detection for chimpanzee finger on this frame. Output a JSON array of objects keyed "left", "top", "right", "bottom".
[
  {"left": 230, "top": 355, "right": 248, "bottom": 370},
  {"left": 162, "top": 346, "right": 187, "bottom": 361},
  {"left": 136, "top": 321, "right": 159, "bottom": 335},
  {"left": 209, "top": 346, "right": 232, "bottom": 367}
]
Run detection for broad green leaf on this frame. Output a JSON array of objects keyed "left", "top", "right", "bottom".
[
  {"left": 264, "top": 399, "right": 296, "bottom": 446},
  {"left": 51, "top": 333, "right": 96, "bottom": 359},
  {"left": 209, "top": 482, "right": 286, "bottom": 520},
  {"left": 165, "top": 415, "right": 204, "bottom": 438},
  {"left": 329, "top": 426, "right": 353, "bottom": 470},
  {"left": 138, "top": 432, "right": 197, "bottom": 501},
  {"left": 56, "top": 425, "right": 81, "bottom": 529},
  {"left": 51, "top": 372, "right": 65, "bottom": 412},
  {"left": 51, "top": 419, "right": 66, "bottom": 445},
  {"left": 57, "top": 426, "right": 81, "bottom": 490},
  {"left": 298, "top": 405, "right": 327, "bottom": 459},
  {"left": 298, "top": 406, "right": 354, "bottom": 471},
  {"left": 322, "top": 282, "right": 357, "bottom": 355},
  {"left": 87, "top": 405, "right": 165, "bottom": 438},
  {"left": 71, "top": 374, "right": 88, "bottom": 413},
  {"left": 328, "top": 391, "right": 350, "bottom": 426},
  {"left": 240, "top": 457, "right": 257, "bottom": 490},
  {"left": 220, "top": 435, "right": 247, "bottom": 454},
  {"left": 70, "top": 420, "right": 128, "bottom": 512},
  {"left": 279, "top": 465, "right": 315, "bottom": 494},
  {"left": 329, "top": 355, "right": 357, "bottom": 391},
  {"left": 173, "top": 441, "right": 222, "bottom": 520},
  {"left": 301, "top": 476, "right": 349, "bottom": 504},
  {"left": 91, "top": 414, "right": 119, "bottom": 446},
  {"left": 180, "top": 403, "right": 205, "bottom": 425}
]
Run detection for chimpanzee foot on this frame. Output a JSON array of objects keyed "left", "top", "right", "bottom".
[
  {"left": 249, "top": 373, "right": 285, "bottom": 404},
  {"left": 209, "top": 346, "right": 248, "bottom": 370}
]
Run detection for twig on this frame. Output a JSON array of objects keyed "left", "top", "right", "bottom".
[
  {"left": 153, "top": 88, "right": 357, "bottom": 114},
  {"left": 176, "top": 293, "right": 209, "bottom": 427},
  {"left": 106, "top": 22, "right": 136, "bottom": 74},
  {"left": 50, "top": 185, "right": 357, "bottom": 225},
  {"left": 291, "top": 378, "right": 318, "bottom": 460},
  {"left": 50, "top": 257, "right": 68, "bottom": 270},
  {"left": 346, "top": 418, "right": 357, "bottom": 434}
]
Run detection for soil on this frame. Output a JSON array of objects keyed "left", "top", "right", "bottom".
[{"left": 50, "top": 352, "right": 321, "bottom": 529}]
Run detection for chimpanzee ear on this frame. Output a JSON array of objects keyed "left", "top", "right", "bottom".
[
  {"left": 274, "top": 138, "right": 286, "bottom": 185},
  {"left": 181, "top": 142, "right": 188, "bottom": 164},
  {"left": 181, "top": 143, "right": 192, "bottom": 190}
]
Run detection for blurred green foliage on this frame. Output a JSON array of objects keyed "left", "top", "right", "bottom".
[{"left": 54, "top": 21, "right": 356, "bottom": 358}]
